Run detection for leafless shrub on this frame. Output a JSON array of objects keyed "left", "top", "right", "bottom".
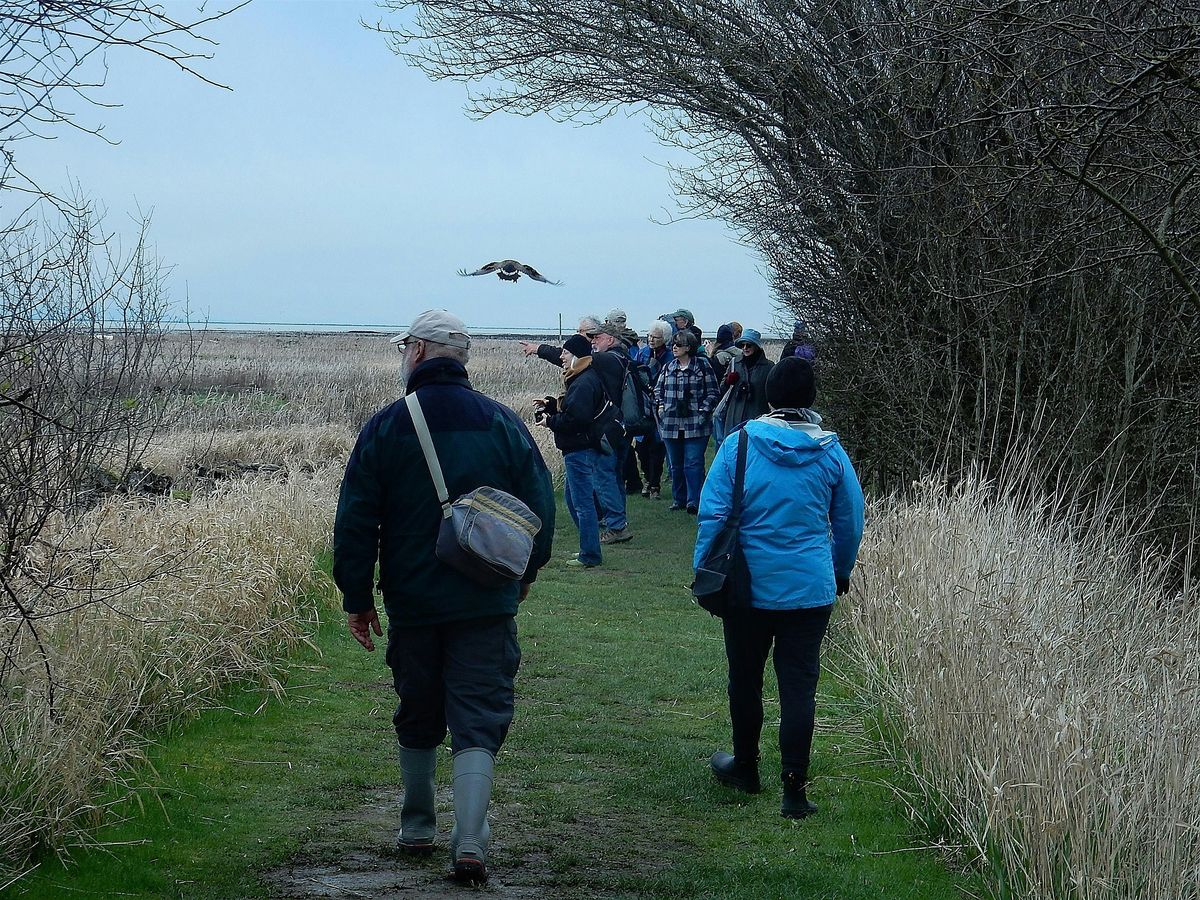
[{"left": 381, "top": 0, "right": 1200, "bottom": 574}]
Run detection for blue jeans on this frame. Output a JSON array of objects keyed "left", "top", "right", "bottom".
[
  {"left": 563, "top": 449, "right": 603, "bottom": 565},
  {"left": 662, "top": 434, "right": 709, "bottom": 508},
  {"left": 594, "top": 437, "right": 628, "bottom": 532}
]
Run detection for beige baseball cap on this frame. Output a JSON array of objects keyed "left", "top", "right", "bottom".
[{"left": 390, "top": 309, "right": 471, "bottom": 349}]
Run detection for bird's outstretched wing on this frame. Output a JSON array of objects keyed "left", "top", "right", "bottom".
[
  {"left": 458, "top": 261, "right": 503, "bottom": 277},
  {"left": 520, "top": 263, "right": 562, "bottom": 285}
]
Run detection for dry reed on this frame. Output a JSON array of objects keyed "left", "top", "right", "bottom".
[
  {"left": 0, "top": 472, "right": 336, "bottom": 875},
  {"left": 847, "top": 476, "right": 1200, "bottom": 898}
]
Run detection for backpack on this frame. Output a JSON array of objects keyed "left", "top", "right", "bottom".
[{"left": 619, "top": 362, "right": 656, "bottom": 437}]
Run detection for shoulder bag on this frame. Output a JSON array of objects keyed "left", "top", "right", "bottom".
[
  {"left": 406, "top": 391, "right": 542, "bottom": 588},
  {"left": 691, "top": 428, "right": 753, "bottom": 617}
]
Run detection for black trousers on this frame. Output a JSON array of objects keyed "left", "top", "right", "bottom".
[
  {"left": 387, "top": 615, "right": 521, "bottom": 754},
  {"left": 634, "top": 434, "right": 666, "bottom": 490},
  {"left": 721, "top": 604, "right": 832, "bottom": 779},
  {"left": 622, "top": 439, "right": 643, "bottom": 491}
]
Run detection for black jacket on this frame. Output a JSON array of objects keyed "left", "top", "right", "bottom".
[
  {"left": 546, "top": 359, "right": 611, "bottom": 454},
  {"left": 720, "top": 352, "right": 775, "bottom": 431},
  {"left": 333, "top": 357, "right": 556, "bottom": 626}
]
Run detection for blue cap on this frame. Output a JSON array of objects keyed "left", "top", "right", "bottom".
[{"left": 736, "top": 328, "right": 763, "bottom": 349}]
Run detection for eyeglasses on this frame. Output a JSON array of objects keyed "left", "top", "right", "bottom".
[
  {"left": 396, "top": 338, "right": 421, "bottom": 353},
  {"left": 671, "top": 341, "right": 689, "bottom": 349}
]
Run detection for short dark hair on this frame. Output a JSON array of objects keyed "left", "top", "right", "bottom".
[{"left": 672, "top": 330, "right": 699, "bottom": 352}]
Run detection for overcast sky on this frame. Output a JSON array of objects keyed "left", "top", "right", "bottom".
[{"left": 25, "top": 0, "right": 780, "bottom": 336}]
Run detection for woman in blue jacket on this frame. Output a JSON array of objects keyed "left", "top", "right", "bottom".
[{"left": 693, "top": 357, "right": 865, "bottom": 818}]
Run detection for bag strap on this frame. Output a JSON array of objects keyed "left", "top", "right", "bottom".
[
  {"left": 404, "top": 392, "right": 454, "bottom": 520},
  {"left": 595, "top": 353, "right": 629, "bottom": 408},
  {"left": 729, "top": 427, "right": 749, "bottom": 525}
]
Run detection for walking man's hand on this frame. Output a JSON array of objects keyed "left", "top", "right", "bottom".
[{"left": 347, "top": 609, "right": 383, "bottom": 651}]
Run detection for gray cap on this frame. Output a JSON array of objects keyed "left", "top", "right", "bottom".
[
  {"left": 595, "top": 322, "right": 624, "bottom": 339},
  {"left": 605, "top": 307, "right": 627, "bottom": 325},
  {"left": 390, "top": 309, "right": 471, "bottom": 349}
]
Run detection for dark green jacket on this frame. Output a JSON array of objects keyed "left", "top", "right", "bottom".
[
  {"left": 719, "top": 352, "right": 775, "bottom": 432},
  {"left": 333, "top": 358, "right": 555, "bottom": 627}
]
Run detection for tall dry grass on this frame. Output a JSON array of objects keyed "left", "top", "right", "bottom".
[
  {"left": 163, "top": 333, "right": 566, "bottom": 479},
  {"left": 0, "top": 472, "right": 336, "bottom": 881},
  {"left": 847, "top": 476, "right": 1199, "bottom": 898},
  {"left": 1, "top": 334, "right": 565, "bottom": 880}
]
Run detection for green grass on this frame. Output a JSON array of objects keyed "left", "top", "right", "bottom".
[{"left": 11, "top": 495, "right": 984, "bottom": 899}]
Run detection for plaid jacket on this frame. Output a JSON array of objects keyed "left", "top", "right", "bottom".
[{"left": 653, "top": 355, "right": 720, "bottom": 439}]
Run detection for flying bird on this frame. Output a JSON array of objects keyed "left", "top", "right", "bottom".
[{"left": 457, "top": 259, "right": 562, "bottom": 284}]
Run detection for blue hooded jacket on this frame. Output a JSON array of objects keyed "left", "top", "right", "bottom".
[{"left": 693, "top": 416, "right": 864, "bottom": 609}]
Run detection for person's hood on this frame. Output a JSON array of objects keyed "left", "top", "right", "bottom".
[
  {"left": 563, "top": 354, "right": 593, "bottom": 383},
  {"left": 745, "top": 413, "right": 838, "bottom": 468}
]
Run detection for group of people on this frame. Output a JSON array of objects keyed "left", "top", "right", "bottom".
[
  {"left": 526, "top": 308, "right": 819, "bottom": 568},
  {"left": 333, "top": 308, "right": 861, "bottom": 885}
]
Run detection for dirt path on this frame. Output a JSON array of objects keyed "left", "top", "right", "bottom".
[{"left": 265, "top": 786, "right": 674, "bottom": 899}]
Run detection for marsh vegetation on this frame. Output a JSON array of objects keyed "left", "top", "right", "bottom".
[{"left": 0, "top": 332, "right": 1195, "bottom": 897}]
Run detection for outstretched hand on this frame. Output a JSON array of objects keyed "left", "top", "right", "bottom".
[
  {"left": 347, "top": 609, "right": 383, "bottom": 651},
  {"left": 518, "top": 341, "right": 539, "bottom": 357}
]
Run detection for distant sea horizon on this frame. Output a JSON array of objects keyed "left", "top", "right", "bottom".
[{"left": 166, "top": 320, "right": 785, "bottom": 339}]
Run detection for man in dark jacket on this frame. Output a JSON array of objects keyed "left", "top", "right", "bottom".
[
  {"left": 718, "top": 328, "right": 775, "bottom": 439},
  {"left": 536, "top": 333, "right": 614, "bottom": 566},
  {"left": 333, "top": 309, "right": 555, "bottom": 885},
  {"left": 518, "top": 317, "right": 630, "bottom": 542},
  {"left": 590, "top": 324, "right": 635, "bottom": 539}
]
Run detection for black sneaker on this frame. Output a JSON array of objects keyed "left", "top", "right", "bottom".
[
  {"left": 668, "top": 503, "right": 686, "bottom": 511},
  {"left": 686, "top": 505, "right": 698, "bottom": 515}
]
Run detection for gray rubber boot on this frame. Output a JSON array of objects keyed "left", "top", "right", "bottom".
[
  {"left": 398, "top": 745, "right": 438, "bottom": 854},
  {"left": 448, "top": 747, "right": 494, "bottom": 883}
]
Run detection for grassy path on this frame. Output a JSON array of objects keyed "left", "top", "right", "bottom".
[{"left": 13, "top": 495, "right": 982, "bottom": 899}]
